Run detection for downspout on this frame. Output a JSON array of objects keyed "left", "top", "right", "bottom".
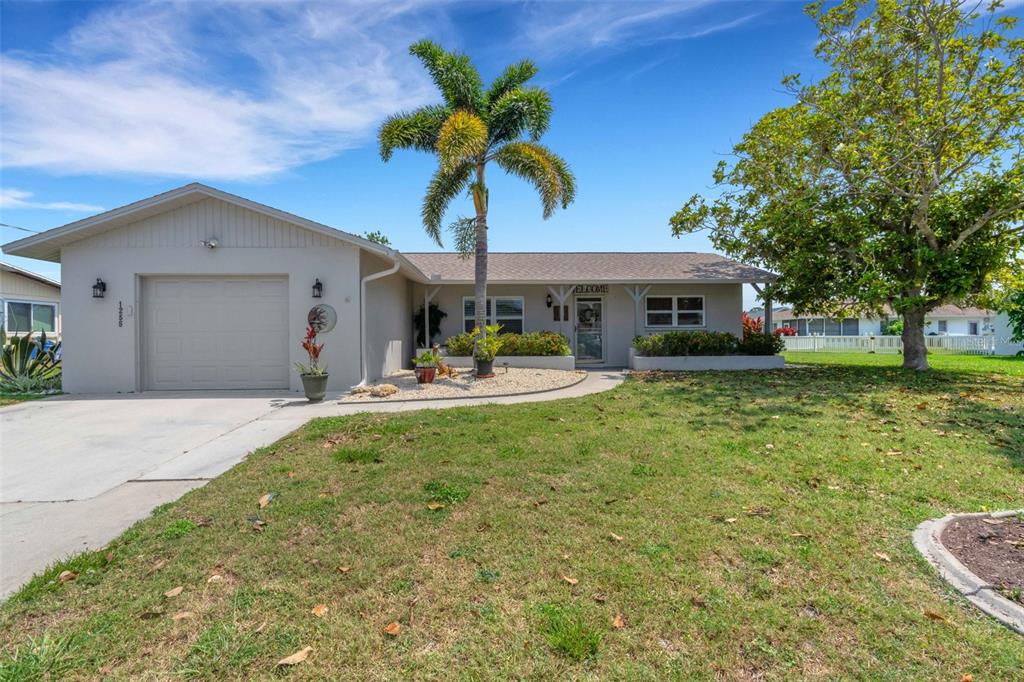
[{"left": 355, "top": 249, "right": 401, "bottom": 388}]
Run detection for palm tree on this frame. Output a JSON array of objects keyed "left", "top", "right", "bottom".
[{"left": 379, "top": 40, "right": 575, "bottom": 340}]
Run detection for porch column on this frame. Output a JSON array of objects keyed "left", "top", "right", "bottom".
[
  {"left": 547, "top": 285, "right": 571, "bottom": 338},
  {"left": 423, "top": 286, "right": 440, "bottom": 348},
  {"left": 624, "top": 284, "right": 651, "bottom": 338},
  {"left": 763, "top": 289, "right": 773, "bottom": 335}
]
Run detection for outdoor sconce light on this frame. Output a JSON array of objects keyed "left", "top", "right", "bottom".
[
  {"left": 312, "top": 278, "right": 323, "bottom": 298},
  {"left": 545, "top": 293, "right": 553, "bottom": 308},
  {"left": 92, "top": 278, "right": 107, "bottom": 298}
]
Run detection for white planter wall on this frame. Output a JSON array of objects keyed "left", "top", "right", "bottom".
[{"left": 630, "top": 354, "right": 784, "bottom": 371}]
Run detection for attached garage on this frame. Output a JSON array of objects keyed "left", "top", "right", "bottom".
[{"left": 141, "top": 276, "right": 289, "bottom": 390}]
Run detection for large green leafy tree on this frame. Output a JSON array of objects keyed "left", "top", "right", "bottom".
[
  {"left": 671, "top": 0, "right": 1024, "bottom": 369},
  {"left": 379, "top": 40, "right": 575, "bottom": 339}
]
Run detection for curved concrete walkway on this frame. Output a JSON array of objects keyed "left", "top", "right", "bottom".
[{"left": 0, "top": 369, "right": 624, "bottom": 597}]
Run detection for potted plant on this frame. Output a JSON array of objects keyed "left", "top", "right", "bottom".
[
  {"left": 473, "top": 324, "right": 503, "bottom": 378},
  {"left": 413, "top": 350, "right": 438, "bottom": 384},
  {"left": 295, "top": 325, "right": 328, "bottom": 401}
]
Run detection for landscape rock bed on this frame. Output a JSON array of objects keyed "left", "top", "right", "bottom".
[{"left": 341, "top": 368, "right": 586, "bottom": 402}]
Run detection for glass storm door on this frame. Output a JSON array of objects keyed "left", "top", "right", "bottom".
[{"left": 575, "top": 297, "right": 604, "bottom": 362}]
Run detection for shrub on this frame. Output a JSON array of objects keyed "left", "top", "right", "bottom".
[
  {"left": 737, "top": 331, "right": 785, "bottom": 355},
  {"left": 443, "top": 330, "right": 571, "bottom": 357},
  {"left": 774, "top": 326, "right": 797, "bottom": 336},
  {"left": 632, "top": 331, "right": 739, "bottom": 356},
  {"left": 742, "top": 312, "right": 764, "bottom": 335},
  {"left": 0, "top": 332, "right": 62, "bottom": 393}
]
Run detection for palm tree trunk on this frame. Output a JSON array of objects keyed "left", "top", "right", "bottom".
[{"left": 473, "top": 163, "right": 488, "bottom": 338}]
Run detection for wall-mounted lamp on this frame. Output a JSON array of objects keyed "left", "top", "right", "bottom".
[
  {"left": 545, "top": 293, "right": 553, "bottom": 308},
  {"left": 312, "top": 278, "right": 323, "bottom": 298},
  {"left": 92, "top": 278, "right": 107, "bottom": 298}
]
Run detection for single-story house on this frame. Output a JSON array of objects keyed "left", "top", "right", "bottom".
[
  {"left": 1, "top": 183, "right": 775, "bottom": 393},
  {"left": 767, "top": 304, "right": 996, "bottom": 337},
  {"left": 1, "top": 262, "right": 61, "bottom": 338}
]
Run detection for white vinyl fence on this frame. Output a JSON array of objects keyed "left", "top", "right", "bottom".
[{"left": 782, "top": 334, "right": 998, "bottom": 355}]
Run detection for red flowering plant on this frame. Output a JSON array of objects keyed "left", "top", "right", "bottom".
[
  {"left": 741, "top": 312, "right": 764, "bottom": 336},
  {"left": 773, "top": 326, "right": 797, "bottom": 337},
  {"left": 296, "top": 325, "right": 326, "bottom": 376}
]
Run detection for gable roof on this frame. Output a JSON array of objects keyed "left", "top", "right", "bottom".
[
  {"left": 0, "top": 184, "right": 425, "bottom": 280},
  {"left": 0, "top": 262, "right": 61, "bottom": 289},
  {"left": 404, "top": 252, "right": 775, "bottom": 284}
]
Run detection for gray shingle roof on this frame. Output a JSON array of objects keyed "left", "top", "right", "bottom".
[
  {"left": 403, "top": 252, "right": 776, "bottom": 283},
  {"left": 772, "top": 304, "right": 993, "bottom": 320}
]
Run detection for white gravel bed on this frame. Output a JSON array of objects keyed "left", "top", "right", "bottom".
[{"left": 341, "top": 367, "right": 586, "bottom": 402}]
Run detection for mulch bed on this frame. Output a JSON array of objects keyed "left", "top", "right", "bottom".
[{"left": 941, "top": 515, "right": 1024, "bottom": 603}]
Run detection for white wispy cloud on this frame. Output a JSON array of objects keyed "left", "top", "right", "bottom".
[
  {"left": 0, "top": 188, "right": 104, "bottom": 212},
  {"left": 0, "top": 1, "right": 446, "bottom": 180}
]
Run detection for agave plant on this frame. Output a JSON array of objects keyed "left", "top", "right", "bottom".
[{"left": 0, "top": 331, "right": 62, "bottom": 392}]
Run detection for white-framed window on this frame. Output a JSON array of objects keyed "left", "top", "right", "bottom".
[
  {"left": 463, "top": 296, "right": 524, "bottom": 333},
  {"left": 937, "top": 320, "right": 948, "bottom": 333},
  {"left": 644, "top": 295, "right": 704, "bottom": 328},
  {"left": 968, "top": 321, "right": 979, "bottom": 335},
  {"left": 4, "top": 300, "right": 57, "bottom": 334}
]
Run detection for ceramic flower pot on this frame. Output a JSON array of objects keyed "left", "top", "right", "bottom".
[
  {"left": 475, "top": 359, "right": 495, "bottom": 378},
  {"left": 414, "top": 366, "right": 437, "bottom": 384},
  {"left": 300, "top": 373, "right": 329, "bottom": 402}
]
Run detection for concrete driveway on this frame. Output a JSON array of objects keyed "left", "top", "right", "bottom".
[
  {"left": 0, "top": 370, "right": 625, "bottom": 598},
  {"left": 0, "top": 392, "right": 311, "bottom": 597}
]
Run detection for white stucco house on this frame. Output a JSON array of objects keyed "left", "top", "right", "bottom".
[
  {"left": 1, "top": 262, "right": 61, "bottom": 338},
  {"left": 768, "top": 304, "right": 997, "bottom": 337},
  {"left": 1, "top": 184, "right": 775, "bottom": 393}
]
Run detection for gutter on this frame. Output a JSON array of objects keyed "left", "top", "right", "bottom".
[{"left": 355, "top": 249, "right": 401, "bottom": 388}]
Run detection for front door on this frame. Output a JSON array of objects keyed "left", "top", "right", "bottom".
[{"left": 575, "top": 297, "right": 604, "bottom": 363}]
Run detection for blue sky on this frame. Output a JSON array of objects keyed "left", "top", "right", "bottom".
[{"left": 0, "top": 0, "right": 936, "bottom": 306}]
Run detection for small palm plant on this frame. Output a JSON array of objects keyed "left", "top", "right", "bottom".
[{"left": 379, "top": 40, "right": 575, "bottom": 340}]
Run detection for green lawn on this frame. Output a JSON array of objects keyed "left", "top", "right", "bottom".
[
  {"left": 2, "top": 359, "right": 1023, "bottom": 679},
  {"left": 785, "top": 350, "right": 1024, "bottom": 376}
]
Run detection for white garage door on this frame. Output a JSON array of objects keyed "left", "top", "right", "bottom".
[{"left": 142, "top": 276, "right": 289, "bottom": 390}]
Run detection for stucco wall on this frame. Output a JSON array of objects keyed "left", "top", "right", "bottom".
[
  {"left": 414, "top": 282, "right": 743, "bottom": 367},
  {"left": 361, "top": 251, "right": 413, "bottom": 380},
  {"left": 58, "top": 198, "right": 363, "bottom": 393}
]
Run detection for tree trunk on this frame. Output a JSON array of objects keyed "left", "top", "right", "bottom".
[
  {"left": 472, "top": 163, "right": 488, "bottom": 338},
  {"left": 901, "top": 306, "right": 929, "bottom": 370}
]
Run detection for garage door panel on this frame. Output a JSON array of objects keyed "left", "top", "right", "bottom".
[{"left": 143, "top": 276, "right": 289, "bottom": 390}]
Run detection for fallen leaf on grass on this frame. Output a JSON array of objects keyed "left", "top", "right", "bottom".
[
  {"left": 561, "top": 575, "right": 579, "bottom": 586},
  {"left": 725, "top": 518, "right": 738, "bottom": 524},
  {"left": 960, "top": 674, "right": 973, "bottom": 682},
  {"left": 981, "top": 518, "right": 1004, "bottom": 526},
  {"left": 146, "top": 559, "right": 167, "bottom": 576},
  {"left": 311, "top": 604, "right": 328, "bottom": 618},
  {"left": 164, "top": 586, "right": 184, "bottom": 598},
  {"left": 924, "top": 610, "right": 947, "bottom": 622},
  {"left": 426, "top": 502, "right": 446, "bottom": 511},
  {"left": 383, "top": 622, "right": 401, "bottom": 636},
  {"left": 258, "top": 493, "right": 275, "bottom": 509},
  {"left": 873, "top": 552, "right": 891, "bottom": 563},
  {"left": 171, "top": 611, "right": 193, "bottom": 621},
  {"left": 58, "top": 570, "right": 78, "bottom": 583},
  {"left": 534, "top": 498, "right": 548, "bottom": 507},
  {"left": 337, "top": 565, "right": 352, "bottom": 574},
  {"left": 276, "top": 646, "right": 313, "bottom": 666},
  {"left": 612, "top": 613, "right": 626, "bottom": 629},
  {"left": 207, "top": 574, "right": 223, "bottom": 584},
  {"left": 765, "top": 444, "right": 774, "bottom": 450},
  {"left": 609, "top": 532, "right": 624, "bottom": 542},
  {"left": 593, "top": 593, "right": 607, "bottom": 603}
]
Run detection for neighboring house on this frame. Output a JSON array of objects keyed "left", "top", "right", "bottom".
[
  {"left": 993, "top": 312, "right": 1023, "bottom": 356},
  {"left": 767, "top": 304, "right": 996, "bottom": 337},
  {"left": 1, "top": 183, "right": 775, "bottom": 393},
  {"left": 0, "top": 262, "right": 61, "bottom": 338}
]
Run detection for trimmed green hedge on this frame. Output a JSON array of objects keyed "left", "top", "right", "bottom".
[
  {"left": 444, "top": 331, "right": 572, "bottom": 357},
  {"left": 633, "top": 331, "right": 783, "bottom": 357}
]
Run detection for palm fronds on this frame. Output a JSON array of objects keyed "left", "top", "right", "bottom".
[
  {"left": 422, "top": 163, "right": 474, "bottom": 245},
  {"left": 484, "top": 60, "right": 538, "bottom": 106},
  {"left": 493, "top": 142, "right": 575, "bottom": 217},
  {"left": 437, "top": 111, "right": 488, "bottom": 171},
  {"left": 409, "top": 39, "right": 484, "bottom": 112},
  {"left": 487, "top": 87, "right": 552, "bottom": 144},
  {"left": 378, "top": 105, "right": 450, "bottom": 161},
  {"left": 448, "top": 216, "right": 477, "bottom": 259}
]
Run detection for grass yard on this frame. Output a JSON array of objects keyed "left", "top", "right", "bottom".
[
  {"left": 2, "top": 359, "right": 1023, "bottom": 679},
  {"left": 785, "top": 350, "right": 1024, "bottom": 376}
]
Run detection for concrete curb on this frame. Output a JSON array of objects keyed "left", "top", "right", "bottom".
[{"left": 912, "top": 510, "right": 1024, "bottom": 635}]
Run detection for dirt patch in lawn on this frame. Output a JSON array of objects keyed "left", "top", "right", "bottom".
[{"left": 941, "top": 514, "right": 1024, "bottom": 602}]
